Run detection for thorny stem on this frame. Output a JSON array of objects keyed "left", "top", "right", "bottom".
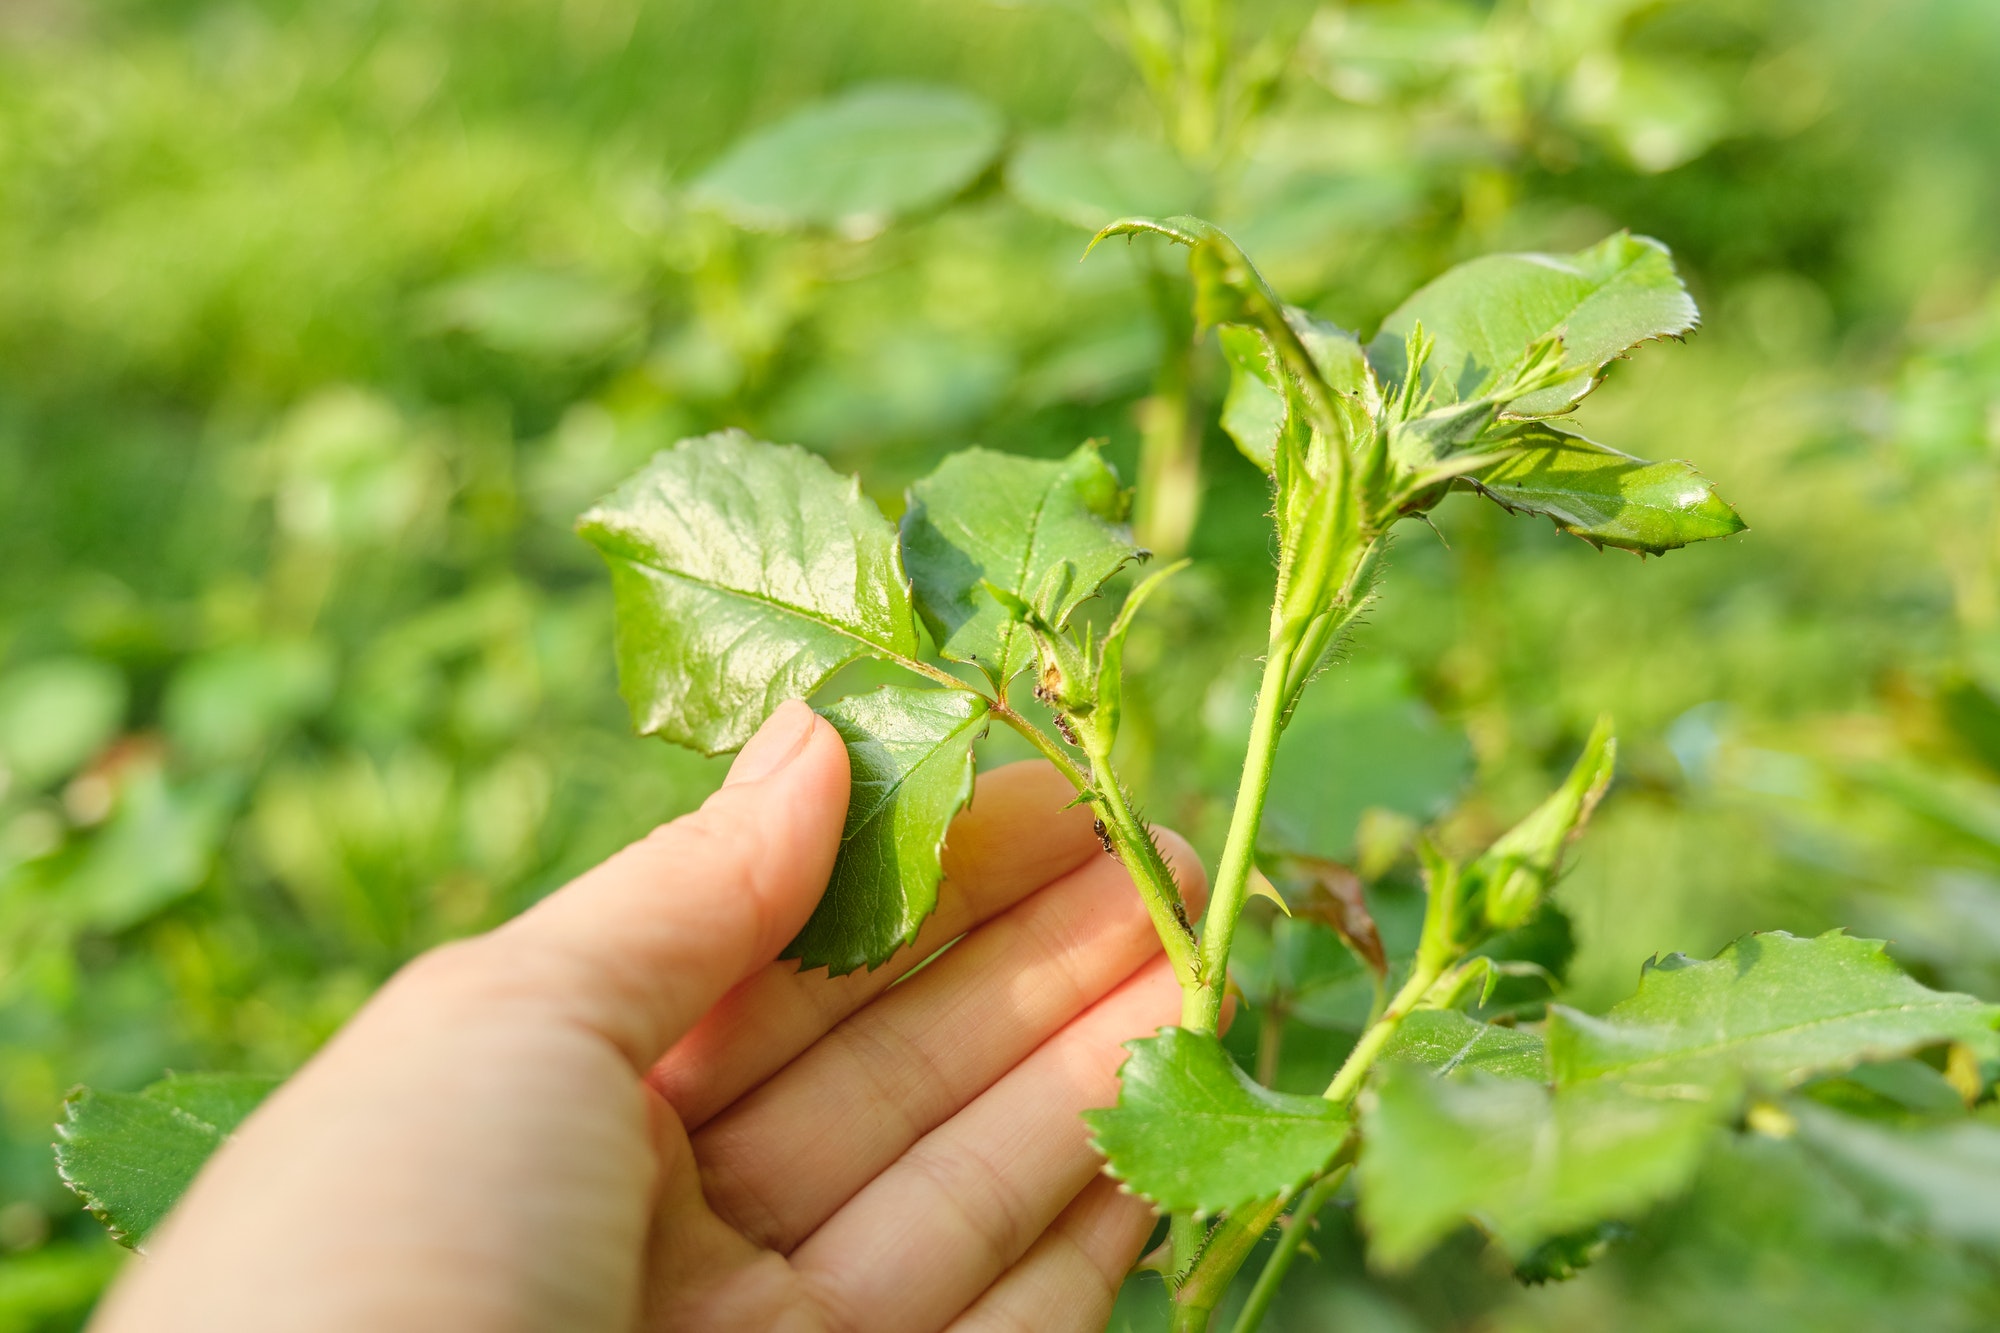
[
  {"left": 1188, "top": 632, "right": 1298, "bottom": 1031},
  {"left": 1173, "top": 1192, "right": 1291, "bottom": 1331},
  {"left": 991, "top": 701, "right": 1201, "bottom": 989},
  {"left": 1087, "top": 736, "right": 1203, "bottom": 988},
  {"left": 1228, "top": 1166, "right": 1352, "bottom": 1333}
]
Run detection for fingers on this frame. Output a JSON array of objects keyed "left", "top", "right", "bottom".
[
  {"left": 948, "top": 1178, "right": 1156, "bottom": 1333},
  {"left": 788, "top": 957, "right": 1183, "bottom": 1333},
  {"left": 446, "top": 700, "right": 851, "bottom": 1069},
  {"left": 690, "top": 830, "right": 1206, "bottom": 1252},
  {"left": 651, "top": 760, "right": 1103, "bottom": 1128}
]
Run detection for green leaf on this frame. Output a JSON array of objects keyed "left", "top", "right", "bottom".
[
  {"left": 899, "top": 443, "right": 1140, "bottom": 689},
  {"left": 1472, "top": 715, "right": 1616, "bottom": 932},
  {"left": 1084, "top": 1027, "right": 1351, "bottom": 1214},
  {"left": 1467, "top": 424, "right": 1746, "bottom": 555},
  {"left": 694, "top": 84, "right": 1004, "bottom": 237},
  {"left": 1218, "top": 316, "right": 1377, "bottom": 475},
  {"left": 56, "top": 1073, "right": 279, "bottom": 1249},
  {"left": 1549, "top": 931, "right": 2000, "bottom": 1091},
  {"left": 1792, "top": 1100, "right": 2000, "bottom": 1249},
  {"left": 578, "top": 431, "right": 920, "bottom": 755},
  {"left": 1358, "top": 1068, "right": 1713, "bottom": 1267},
  {"left": 1005, "top": 133, "right": 1203, "bottom": 232},
  {"left": 1087, "top": 215, "right": 1285, "bottom": 340},
  {"left": 786, "top": 686, "right": 989, "bottom": 975},
  {"left": 1381, "top": 1009, "right": 1548, "bottom": 1080},
  {"left": 1369, "top": 232, "right": 1697, "bottom": 417},
  {"left": 1219, "top": 325, "right": 1286, "bottom": 472}
]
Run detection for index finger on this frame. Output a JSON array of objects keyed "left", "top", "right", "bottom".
[{"left": 651, "top": 759, "right": 1101, "bottom": 1128}]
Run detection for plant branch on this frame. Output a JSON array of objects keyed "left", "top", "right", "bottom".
[
  {"left": 992, "top": 700, "right": 1201, "bottom": 989},
  {"left": 1173, "top": 1192, "right": 1291, "bottom": 1331},
  {"left": 1188, "top": 632, "right": 1298, "bottom": 1031},
  {"left": 1228, "top": 1165, "right": 1351, "bottom": 1333},
  {"left": 989, "top": 699, "right": 1090, "bottom": 789},
  {"left": 1088, "top": 737, "right": 1203, "bottom": 989},
  {"left": 1322, "top": 954, "right": 1447, "bottom": 1105},
  {"left": 1254, "top": 1001, "right": 1287, "bottom": 1087}
]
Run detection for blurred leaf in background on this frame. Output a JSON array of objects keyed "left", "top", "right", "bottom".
[{"left": 4, "top": 0, "right": 2000, "bottom": 1328}]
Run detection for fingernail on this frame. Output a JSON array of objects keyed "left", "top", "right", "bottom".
[{"left": 726, "top": 700, "right": 817, "bottom": 786}]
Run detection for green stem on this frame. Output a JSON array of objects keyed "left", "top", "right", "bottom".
[
  {"left": 1169, "top": 1212, "right": 1208, "bottom": 1292},
  {"left": 989, "top": 700, "right": 1090, "bottom": 790},
  {"left": 1173, "top": 1193, "right": 1290, "bottom": 1331},
  {"left": 1322, "top": 956, "right": 1445, "bottom": 1105},
  {"left": 1188, "top": 633, "right": 1298, "bottom": 1031},
  {"left": 1254, "top": 1001, "right": 1287, "bottom": 1087},
  {"left": 1135, "top": 253, "right": 1202, "bottom": 559},
  {"left": 1134, "top": 352, "right": 1202, "bottom": 560},
  {"left": 1228, "top": 1167, "right": 1351, "bottom": 1333},
  {"left": 992, "top": 701, "right": 1201, "bottom": 990},
  {"left": 1088, "top": 739, "right": 1202, "bottom": 989}
]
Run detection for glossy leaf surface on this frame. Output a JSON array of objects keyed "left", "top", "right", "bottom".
[
  {"left": 1381, "top": 1008, "right": 1547, "bottom": 1080},
  {"left": 1549, "top": 931, "right": 2000, "bottom": 1090},
  {"left": 1469, "top": 425, "right": 1745, "bottom": 555},
  {"left": 900, "top": 443, "right": 1139, "bottom": 688},
  {"left": 786, "top": 687, "right": 988, "bottom": 975},
  {"left": 694, "top": 85, "right": 1004, "bottom": 236},
  {"left": 579, "top": 431, "right": 919, "bottom": 755},
  {"left": 1359, "top": 1068, "right": 1712, "bottom": 1267},
  {"left": 1370, "top": 232, "right": 1697, "bottom": 417},
  {"left": 56, "top": 1073, "right": 278, "bottom": 1248},
  {"left": 1085, "top": 1027, "right": 1351, "bottom": 1214}
]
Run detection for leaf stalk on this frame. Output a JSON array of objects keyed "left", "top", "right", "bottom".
[{"left": 1227, "top": 1165, "right": 1352, "bottom": 1333}]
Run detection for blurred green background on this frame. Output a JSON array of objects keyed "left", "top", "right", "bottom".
[{"left": 4, "top": 0, "right": 2000, "bottom": 1327}]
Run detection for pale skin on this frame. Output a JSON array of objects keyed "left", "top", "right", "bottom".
[{"left": 90, "top": 699, "right": 1207, "bottom": 1333}]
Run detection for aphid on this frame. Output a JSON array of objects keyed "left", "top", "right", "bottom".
[{"left": 1053, "top": 712, "right": 1080, "bottom": 747}]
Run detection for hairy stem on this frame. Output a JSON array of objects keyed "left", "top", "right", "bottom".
[
  {"left": 1173, "top": 1193, "right": 1291, "bottom": 1331},
  {"left": 1169, "top": 1212, "right": 1208, "bottom": 1294},
  {"left": 1088, "top": 737, "right": 1202, "bottom": 988},
  {"left": 1188, "top": 634, "right": 1297, "bottom": 1031},
  {"left": 989, "top": 700, "right": 1090, "bottom": 789},
  {"left": 1228, "top": 1166, "right": 1351, "bottom": 1333},
  {"left": 992, "top": 701, "right": 1201, "bottom": 989}
]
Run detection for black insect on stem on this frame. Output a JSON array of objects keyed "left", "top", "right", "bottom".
[{"left": 1053, "top": 712, "right": 1081, "bottom": 747}]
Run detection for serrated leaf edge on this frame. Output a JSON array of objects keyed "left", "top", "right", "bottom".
[
  {"left": 53, "top": 1086, "right": 234, "bottom": 1251},
  {"left": 1083, "top": 1029, "right": 1351, "bottom": 1216},
  {"left": 1550, "top": 929, "right": 2000, "bottom": 1086}
]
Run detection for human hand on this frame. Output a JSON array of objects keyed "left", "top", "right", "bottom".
[{"left": 89, "top": 700, "right": 1206, "bottom": 1333}]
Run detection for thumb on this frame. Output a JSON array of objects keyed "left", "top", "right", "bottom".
[{"left": 477, "top": 699, "right": 850, "bottom": 1068}]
